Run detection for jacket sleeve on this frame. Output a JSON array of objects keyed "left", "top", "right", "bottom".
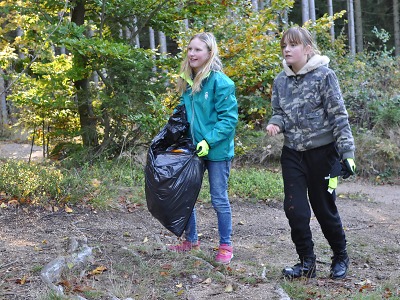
[
  {"left": 203, "top": 78, "right": 238, "bottom": 148},
  {"left": 268, "top": 78, "right": 285, "bottom": 132},
  {"left": 322, "top": 70, "right": 355, "bottom": 159}
]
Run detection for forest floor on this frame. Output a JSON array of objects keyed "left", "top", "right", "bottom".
[{"left": 0, "top": 141, "right": 399, "bottom": 300}]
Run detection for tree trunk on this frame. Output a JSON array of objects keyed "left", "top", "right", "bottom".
[
  {"left": 309, "top": 0, "right": 316, "bottom": 22},
  {"left": 347, "top": 0, "right": 356, "bottom": 55},
  {"left": 354, "top": 0, "right": 363, "bottom": 52},
  {"left": 302, "top": 0, "right": 310, "bottom": 24},
  {"left": 394, "top": 0, "right": 400, "bottom": 56},
  {"left": 134, "top": 16, "right": 140, "bottom": 47},
  {"left": 158, "top": 31, "right": 167, "bottom": 55},
  {"left": 0, "top": 69, "right": 9, "bottom": 128},
  {"left": 327, "top": 0, "right": 335, "bottom": 43},
  {"left": 71, "top": 0, "right": 98, "bottom": 147},
  {"left": 17, "top": 28, "right": 25, "bottom": 59},
  {"left": 251, "top": 0, "right": 258, "bottom": 12}
]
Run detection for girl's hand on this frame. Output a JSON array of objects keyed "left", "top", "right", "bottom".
[{"left": 266, "top": 124, "right": 280, "bottom": 136}]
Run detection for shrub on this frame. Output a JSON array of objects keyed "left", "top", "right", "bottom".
[
  {"left": 0, "top": 160, "right": 63, "bottom": 204},
  {"left": 354, "top": 131, "right": 400, "bottom": 182}
]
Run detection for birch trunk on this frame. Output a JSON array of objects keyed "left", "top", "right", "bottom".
[
  {"left": 394, "top": 0, "right": 400, "bottom": 56},
  {"left": 0, "top": 69, "right": 8, "bottom": 128},
  {"left": 327, "top": 0, "right": 335, "bottom": 43},
  {"left": 302, "top": 0, "right": 310, "bottom": 24},
  {"left": 309, "top": 0, "right": 316, "bottom": 22},
  {"left": 354, "top": 0, "right": 363, "bottom": 52},
  {"left": 347, "top": 0, "right": 356, "bottom": 55}
]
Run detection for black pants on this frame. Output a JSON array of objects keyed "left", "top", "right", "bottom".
[{"left": 281, "top": 143, "right": 346, "bottom": 258}]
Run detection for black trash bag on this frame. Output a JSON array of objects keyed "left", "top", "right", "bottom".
[
  {"left": 150, "top": 105, "right": 189, "bottom": 154},
  {"left": 145, "top": 106, "right": 205, "bottom": 237}
]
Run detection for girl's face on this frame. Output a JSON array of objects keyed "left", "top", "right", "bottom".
[
  {"left": 281, "top": 38, "right": 311, "bottom": 73},
  {"left": 187, "top": 37, "right": 210, "bottom": 74}
]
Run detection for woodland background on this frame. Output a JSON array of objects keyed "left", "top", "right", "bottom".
[{"left": 0, "top": 0, "right": 399, "bottom": 204}]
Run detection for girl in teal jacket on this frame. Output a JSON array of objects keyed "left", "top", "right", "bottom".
[{"left": 168, "top": 32, "right": 238, "bottom": 264}]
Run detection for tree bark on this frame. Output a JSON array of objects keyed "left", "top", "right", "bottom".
[
  {"left": 0, "top": 69, "right": 8, "bottom": 128},
  {"left": 327, "top": 0, "right": 335, "bottom": 43},
  {"left": 354, "top": 0, "right": 363, "bottom": 52},
  {"left": 158, "top": 31, "right": 167, "bottom": 55},
  {"left": 71, "top": 0, "right": 98, "bottom": 147},
  {"left": 309, "top": 0, "right": 316, "bottom": 22},
  {"left": 347, "top": 0, "right": 356, "bottom": 55},
  {"left": 394, "top": 0, "right": 400, "bottom": 56},
  {"left": 302, "top": 0, "right": 310, "bottom": 24}
]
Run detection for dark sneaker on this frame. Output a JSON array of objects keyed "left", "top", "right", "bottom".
[
  {"left": 282, "top": 256, "right": 316, "bottom": 279},
  {"left": 330, "top": 254, "right": 349, "bottom": 279}
]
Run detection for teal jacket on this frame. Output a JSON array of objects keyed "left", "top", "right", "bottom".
[{"left": 178, "top": 71, "right": 238, "bottom": 161}]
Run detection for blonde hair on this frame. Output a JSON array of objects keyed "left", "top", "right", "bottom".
[
  {"left": 177, "top": 32, "right": 223, "bottom": 94},
  {"left": 281, "top": 26, "right": 320, "bottom": 56}
]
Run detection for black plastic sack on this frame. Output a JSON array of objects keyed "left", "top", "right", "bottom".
[{"left": 145, "top": 106, "right": 205, "bottom": 237}]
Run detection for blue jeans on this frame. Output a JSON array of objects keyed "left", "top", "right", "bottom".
[{"left": 184, "top": 160, "right": 232, "bottom": 245}]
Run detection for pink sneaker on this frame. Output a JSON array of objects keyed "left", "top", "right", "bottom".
[
  {"left": 168, "top": 240, "right": 200, "bottom": 252},
  {"left": 215, "top": 244, "right": 233, "bottom": 264}
]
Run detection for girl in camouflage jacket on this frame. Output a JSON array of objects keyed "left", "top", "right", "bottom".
[{"left": 266, "top": 26, "right": 356, "bottom": 280}]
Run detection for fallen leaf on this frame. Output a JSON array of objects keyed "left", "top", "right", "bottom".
[
  {"left": 73, "top": 284, "right": 93, "bottom": 293},
  {"left": 193, "top": 260, "right": 202, "bottom": 267},
  {"left": 65, "top": 205, "right": 73, "bottom": 213},
  {"left": 88, "top": 265, "right": 107, "bottom": 276},
  {"left": 16, "top": 275, "right": 29, "bottom": 285},
  {"left": 91, "top": 179, "right": 101, "bottom": 187},
  {"left": 176, "top": 283, "right": 182, "bottom": 288},
  {"left": 225, "top": 283, "right": 233, "bottom": 292},
  {"left": 202, "top": 278, "right": 212, "bottom": 284},
  {"left": 0, "top": 202, "right": 7, "bottom": 208},
  {"left": 161, "top": 264, "right": 172, "bottom": 270},
  {"left": 8, "top": 199, "right": 19, "bottom": 207},
  {"left": 143, "top": 237, "right": 148, "bottom": 243}
]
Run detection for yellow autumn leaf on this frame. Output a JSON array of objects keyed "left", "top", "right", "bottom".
[
  {"left": 65, "top": 205, "right": 73, "bottom": 213},
  {"left": 89, "top": 266, "right": 107, "bottom": 275},
  {"left": 225, "top": 283, "right": 233, "bottom": 292},
  {"left": 91, "top": 179, "right": 101, "bottom": 187}
]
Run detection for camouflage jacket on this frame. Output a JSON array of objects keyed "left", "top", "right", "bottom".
[{"left": 268, "top": 54, "right": 355, "bottom": 159}]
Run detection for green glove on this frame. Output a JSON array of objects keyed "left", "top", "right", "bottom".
[
  {"left": 328, "top": 176, "right": 338, "bottom": 193},
  {"left": 196, "top": 140, "right": 209, "bottom": 157},
  {"left": 341, "top": 158, "right": 356, "bottom": 179}
]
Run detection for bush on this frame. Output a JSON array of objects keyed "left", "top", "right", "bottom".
[
  {"left": 354, "top": 131, "right": 400, "bottom": 182},
  {"left": 0, "top": 160, "right": 63, "bottom": 204}
]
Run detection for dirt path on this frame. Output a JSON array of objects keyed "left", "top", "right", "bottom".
[
  {"left": 0, "top": 142, "right": 43, "bottom": 162},
  {"left": 0, "top": 143, "right": 399, "bottom": 299}
]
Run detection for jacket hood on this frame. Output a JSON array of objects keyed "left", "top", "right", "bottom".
[{"left": 283, "top": 54, "right": 330, "bottom": 76}]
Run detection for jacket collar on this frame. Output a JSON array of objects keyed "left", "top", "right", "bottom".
[
  {"left": 283, "top": 54, "right": 330, "bottom": 76},
  {"left": 180, "top": 71, "right": 212, "bottom": 87}
]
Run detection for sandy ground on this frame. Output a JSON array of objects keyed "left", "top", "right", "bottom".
[
  {"left": 0, "top": 142, "right": 399, "bottom": 300},
  {"left": 0, "top": 142, "right": 43, "bottom": 162}
]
